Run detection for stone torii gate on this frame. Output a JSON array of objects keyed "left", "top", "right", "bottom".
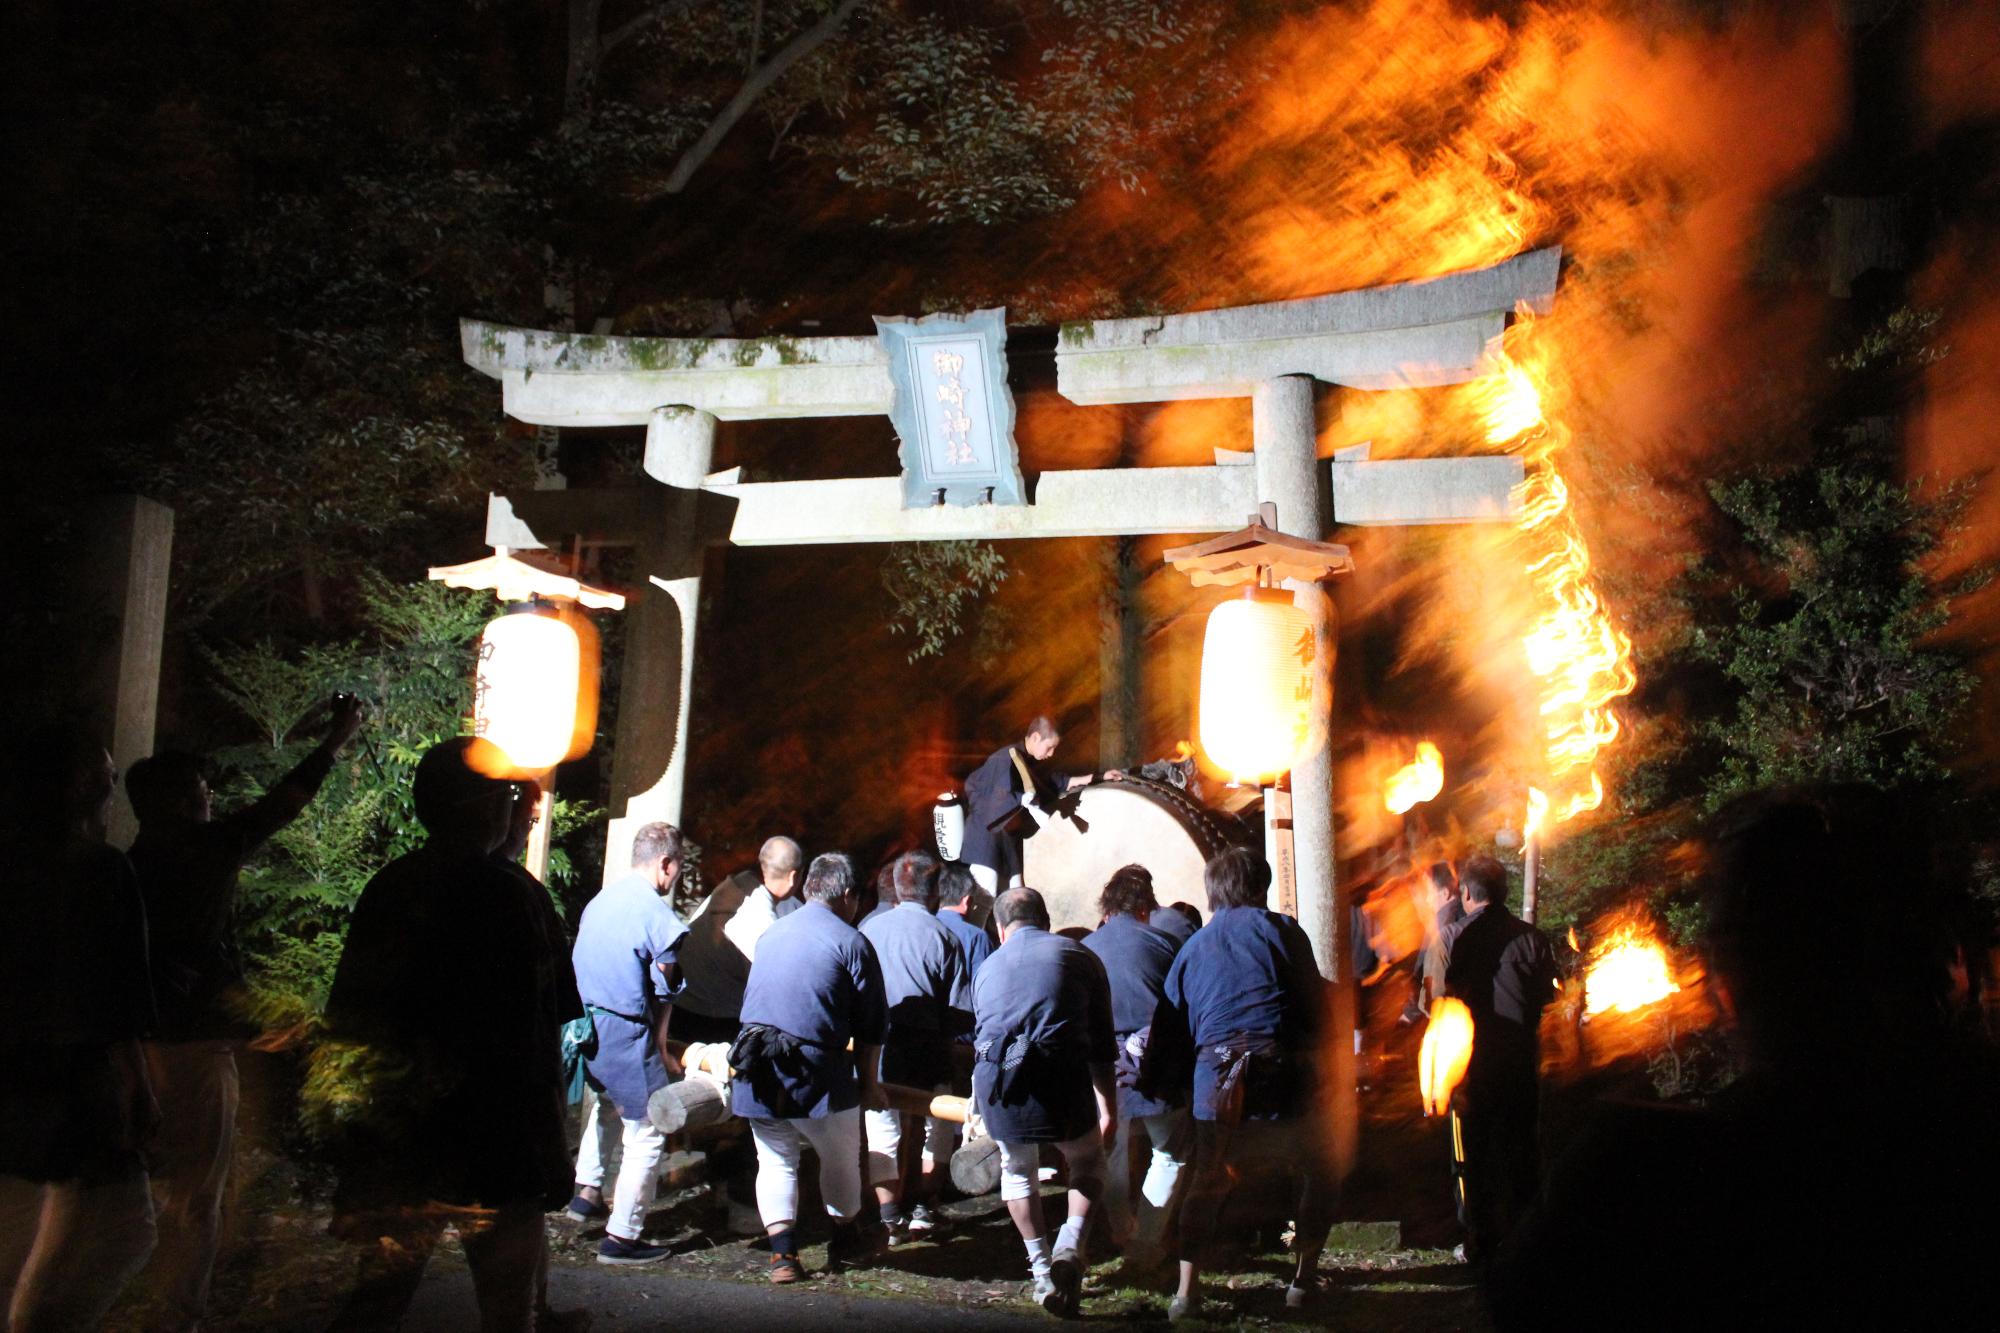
[{"left": 461, "top": 246, "right": 1560, "bottom": 991}]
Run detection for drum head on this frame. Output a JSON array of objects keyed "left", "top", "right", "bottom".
[{"left": 1023, "top": 780, "right": 1243, "bottom": 931}]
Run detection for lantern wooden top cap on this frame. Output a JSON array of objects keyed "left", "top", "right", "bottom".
[
  {"left": 1162, "top": 503, "right": 1355, "bottom": 589},
  {"left": 428, "top": 548, "right": 627, "bottom": 610}
]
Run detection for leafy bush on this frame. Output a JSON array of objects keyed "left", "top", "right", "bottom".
[{"left": 204, "top": 575, "right": 601, "bottom": 1031}]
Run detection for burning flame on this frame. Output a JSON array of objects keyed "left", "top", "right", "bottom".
[
  {"left": 1480, "top": 329, "right": 1637, "bottom": 825},
  {"left": 1383, "top": 741, "right": 1445, "bottom": 814},
  {"left": 1525, "top": 786, "right": 1550, "bottom": 838},
  {"left": 1418, "top": 996, "right": 1475, "bottom": 1116},
  {"left": 1583, "top": 923, "right": 1681, "bottom": 1016}
]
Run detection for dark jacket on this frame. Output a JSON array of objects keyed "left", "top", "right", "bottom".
[
  {"left": 1442, "top": 900, "right": 1556, "bottom": 1096},
  {"left": 131, "top": 746, "right": 336, "bottom": 1039},
  {"left": 960, "top": 744, "right": 1068, "bottom": 883},
  {"left": 325, "top": 842, "right": 571, "bottom": 1216}
]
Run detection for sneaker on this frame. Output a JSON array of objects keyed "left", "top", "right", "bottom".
[
  {"left": 906, "top": 1203, "right": 942, "bottom": 1234},
  {"left": 596, "top": 1234, "right": 671, "bottom": 1265},
  {"left": 827, "top": 1222, "right": 888, "bottom": 1270},
  {"left": 767, "top": 1252, "right": 806, "bottom": 1285},
  {"left": 566, "top": 1193, "right": 610, "bottom": 1223},
  {"left": 1285, "top": 1280, "right": 1314, "bottom": 1310},
  {"left": 1032, "top": 1274, "right": 1060, "bottom": 1312},
  {"left": 1166, "top": 1293, "right": 1200, "bottom": 1322},
  {"left": 1048, "top": 1250, "right": 1082, "bottom": 1318}
]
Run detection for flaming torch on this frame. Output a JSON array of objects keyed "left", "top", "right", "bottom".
[
  {"left": 1383, "top": 741, "right": 1445, "bottom": 815},
  {"left": 1418, "top": 996, "right": 1475, "bottom": 1117},
  {"left": 1477, "top": 327, "right": 1634, "bottom": 919},
  {"left": 1583, "top": 923, "right": 1681, "bottom": 1017},
  {"left": 1522, "top": 786, "right": 1549, "bottom": 924}
]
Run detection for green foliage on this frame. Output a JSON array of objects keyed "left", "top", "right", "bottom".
[
  {"left": 880, "top": 540, "right": 1010, "bottom": 661},
  {"left": 204, "top": 577, "right": 603, "bottom": 1030},
  {"left": 815, "top": 3, "right": 1221, "bottom": 225},
  {"left": 1690, "top": 466, "right": 1979, "bottom": 805}
]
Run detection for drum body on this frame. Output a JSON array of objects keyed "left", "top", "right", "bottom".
[{"left": 1022, "top": 778, "right": 1253, "bottom": 932}]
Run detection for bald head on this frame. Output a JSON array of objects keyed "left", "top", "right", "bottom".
[
  {"left": 759, "top": 836, "right": 802, "bottom": 899},
  {"left": 993, "top": 886, "right": 1050, "bottom": 939}
]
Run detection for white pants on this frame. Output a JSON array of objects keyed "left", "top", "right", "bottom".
[
  {"left": 144, "top": 1041, "right": 239, "bottom": 1327},
  {"left": 996, "top": 1129, "right": 1107, "bottom": 1203},
  {"left": 573, "top": 1093, "right": 666, "bottom": 1242},
  {"left": 966, "top": 863, "right": 1023, "bottom": 894},
  {"left": 0, "top": 1168, "right": 158, "bottom": 1331},
  {"left": 863, "top": 1106, "right": 957, "bottom": 1186},
  {"left": 749, "top": 1110, "right": 863, "bottom": 1228},
  {"left": 1103, "top": 1109, "right": 1191, "bottom": 1255}
]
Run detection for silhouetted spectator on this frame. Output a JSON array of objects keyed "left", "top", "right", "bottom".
[
  {"left": 323, "top": 739, "right": 572, "bottom": 1330},
  {"left": 124, "top": 695, "right": 361, "bottom": 1329},
  {"left": 0, "top": 724, "right": 159, "bottom": 1328},
  {"left": 1163, "top": 847, "right": 1329, "bottom": 1318},
  {"left": 1441, "top": 855, "right": 1556, "bottom": 1265},
  {"left": 1488, "top": 787, "right": 2000, "bottom": 1330}
]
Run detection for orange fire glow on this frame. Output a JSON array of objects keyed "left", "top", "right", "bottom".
[
  {"left": 1583, "top": 923, "right": 1681, "bottom": 1016},
  {"left": 1418, "top": 996, "right": 1475, "bottom": 1116},
  {"left": 1480, "top": 333, "right": 1636, "bottom": 825},
  {"left": 1383, "top": 741, "right": 1445, "bottom": 814}
]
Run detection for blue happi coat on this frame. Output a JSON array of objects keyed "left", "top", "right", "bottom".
[
  {"left": 731, "top": 900, "right": 886, "bottom": 1120},
  {"left": 571, "top": 872, "right": 688, "bottom": 1117},
  {"left": 1163, "top": 905, "right": 1324, "bottom": 1121},
  {"left": 1082, "top": 912, "right": 1184, "bottom": 1118},
  {"left": 859, "top": 901, "right": 972, "bottom": 1088},
  {"left": 971, "top": 924, "right": 1115, "bottom": 1143}
]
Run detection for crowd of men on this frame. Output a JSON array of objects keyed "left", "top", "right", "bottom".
[{"left": 8, "top": 711, "right": 1991, "bottom": 1331}]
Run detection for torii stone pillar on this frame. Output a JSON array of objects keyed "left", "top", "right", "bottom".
[
  {"left": 459, "top": 247, "right": 1560, "bottom": 906},
  {"left": 604, "top": 405, "right": 714, "bottom": 875},
  {"left": 1252, "top": 376, "right": 1357, "bottom": 1177}
]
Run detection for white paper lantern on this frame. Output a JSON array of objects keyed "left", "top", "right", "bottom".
[
  {"left": 1197, "top": 587, "right": 1315, "bottom": 785},
  {"left": 474, "top": 602, "right": 583, "bottom": 774}
]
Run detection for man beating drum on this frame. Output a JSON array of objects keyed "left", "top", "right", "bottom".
[{"left": 960, "top": 716, "right": 1121, "bottom": 894}]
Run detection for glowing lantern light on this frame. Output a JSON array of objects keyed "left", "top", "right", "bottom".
[
  {"left": 1418, "top": 997, "right": 1475, "bottom": 1117},
  {"left": 1197, "top": 587, "right": 1315, "bottom": 785},
  {"left": 472, "top": 599, "right": 597, "bottom": 777},
  {"left": 1383, "top": 741, "right": 1445, "bottom": 814}
]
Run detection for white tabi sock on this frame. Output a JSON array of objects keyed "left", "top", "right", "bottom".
[
  {"left": 1024, "top": 1234, "right": 1053, "bottom": 1280},
  {"left": 1055, "top": 1215, "right": 1086, "bottom": 1258}
]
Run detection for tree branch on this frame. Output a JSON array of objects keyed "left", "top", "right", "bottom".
[
  {"left": 659, "top": 0, "right": 865, "bottom": 196},
  {"left": 602, "top": 0, "right": 706, "bottom": 59}
]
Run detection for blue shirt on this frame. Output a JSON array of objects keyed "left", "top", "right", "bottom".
[
  {"left": 938, "top": 906, "right": 995, "bottom": 978},
  {"left": 571, "top": 872, "right": 689, "bottom": 1117},
  {"left": 572, "top": 873, "right": 689, "bottom": 1018},
  {"left": 1084, "top": 912, "right": 1184, "bottom": 1118},
  {"left": 1083, "top": 913, "right": 1181, "bottom": 1036},
  {"left": 859, "top": 901, "right": 972, "bottom": 1087},
  {"left": 1164, "top": 905, "right": 1323, "bottom": 1120},
  {"left": 1150, "top": 906, "right": 1200, "bottom": 952},
  {"left": 971, "top": 925, "right": 1115, "bottom": 1143},
  {"left": 733, "top": 901, "right": 886, "bottom": 1120}
]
